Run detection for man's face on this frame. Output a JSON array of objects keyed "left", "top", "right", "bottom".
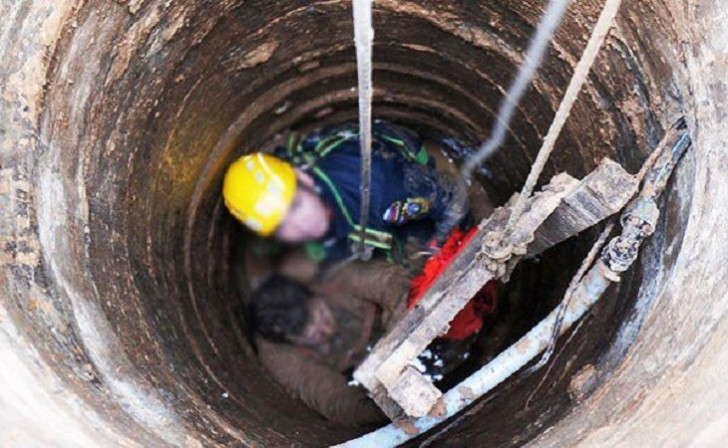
[
  {"left": 275, "top": 170, "right": 331, "bottom": 242},
  {"left": 288, "top": 297, "right": 336, "bottom": 351}
]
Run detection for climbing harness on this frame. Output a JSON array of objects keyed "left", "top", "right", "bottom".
[
  {"left": 310, "top": 165, "right": 393, "bottom": 260},
  {"left": 284, "top": 122, "right": 434, "bottom": 265},
  {"left": 285, "top": 132, "right": 350, "bottom": 169}
]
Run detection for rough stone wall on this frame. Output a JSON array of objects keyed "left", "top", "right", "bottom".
[{"left": 0, "top": 0, "right": 724, "bottom": 447}]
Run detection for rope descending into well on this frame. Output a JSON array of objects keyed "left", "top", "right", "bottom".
[
  {"left": 459, "top": 0, "right": 573, "bottom": 182},
  {"left": 353, "top": 0, "right": 375, "bottom": 260},
  {"left": 504, "top": 0, "right": 625, "bottom": 236},
  {"left": 350, "top": 0, "right": 623, "bottom": 255},
  {"left": 435, "top": 0, "right": 573, "bottom": 242},
  {"left": 523, "top": 118, "right": 690, "bottom": 407},
  {"left": 525, "top": 221, "right": 615, "bottom": 379}
]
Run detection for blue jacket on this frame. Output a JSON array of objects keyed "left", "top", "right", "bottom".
[{"left": 276, "top": 122, "right": 451, "bottom": 262}]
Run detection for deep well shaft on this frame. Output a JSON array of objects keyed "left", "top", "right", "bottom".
[{"left": 0, "top": 1, "right": 726, "bottom": 447}]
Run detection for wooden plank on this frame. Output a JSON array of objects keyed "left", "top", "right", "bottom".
[
  {"left": 375, "top": 173, "right": 579, "bottom": 389},
  {"left": 354, "top": 209, "right": 505, "bottom": 396},
  {"left": 527, "top": 158, "right": 638, "bottom": 257}
]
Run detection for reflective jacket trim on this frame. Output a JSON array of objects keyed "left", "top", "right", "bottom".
[{"left": 311, "top": 166, "right": 393, "bottom": 251}]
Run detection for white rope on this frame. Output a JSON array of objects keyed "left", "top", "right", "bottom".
[
  {"left": 505, "top": 0, "right": 624, "bottom": 234},
  {"left": 353, "top": 0, "right": 374, "bottom": 258},
  {"left": 460, "top": 0, "right": 573, "bottom": 181}
]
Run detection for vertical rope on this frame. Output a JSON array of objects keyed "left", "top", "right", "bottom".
[
  {"left": 505, "top": 0, "right": 624, "bottom": 235},
  {"left": 460, "top": 0, "right": 573, "bottom": 182},
  {"left": 353, "top": 0, "right": 374, "bottom": 258}
]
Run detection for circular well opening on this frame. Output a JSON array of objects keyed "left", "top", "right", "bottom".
[{"left": 28, "top": 1, "right": 697, "bottom": 446}]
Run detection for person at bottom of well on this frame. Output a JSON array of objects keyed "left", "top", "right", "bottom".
[{"left": 246, "top": 259, "right": 409, "bottom": 427}]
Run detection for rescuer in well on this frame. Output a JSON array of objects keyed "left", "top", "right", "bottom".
[{"left": 222, "top": 121, "right": 468, "bottom": 264}]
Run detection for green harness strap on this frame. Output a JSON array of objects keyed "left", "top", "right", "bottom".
[
  {"left": 286, "top": 127, "right": 429, "bottom": 259},
  {"left": 311, "top": 166, "right": 393, "bottom": 253},
  {"left": 286, "top": 129, "right": 429, "bottom": 167},
  {"left": 378, "top": 134, "right": 430, "bottom": 165}
]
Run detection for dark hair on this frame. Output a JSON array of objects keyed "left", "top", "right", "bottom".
[{"left": 247, "top": 274, "right": 312, "bottom": 343}]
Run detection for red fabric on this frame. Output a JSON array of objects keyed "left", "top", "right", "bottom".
[{"left": 408, "top": 227, "right": 498, "bottom": 340}]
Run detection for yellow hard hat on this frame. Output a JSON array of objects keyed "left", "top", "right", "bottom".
[{"left": 222, "top": 153, "right": 297, "bottom": 236}]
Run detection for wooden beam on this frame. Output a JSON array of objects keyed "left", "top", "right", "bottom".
[{"left": 526, "top": 158, "right": 638, "bottom": 257}]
